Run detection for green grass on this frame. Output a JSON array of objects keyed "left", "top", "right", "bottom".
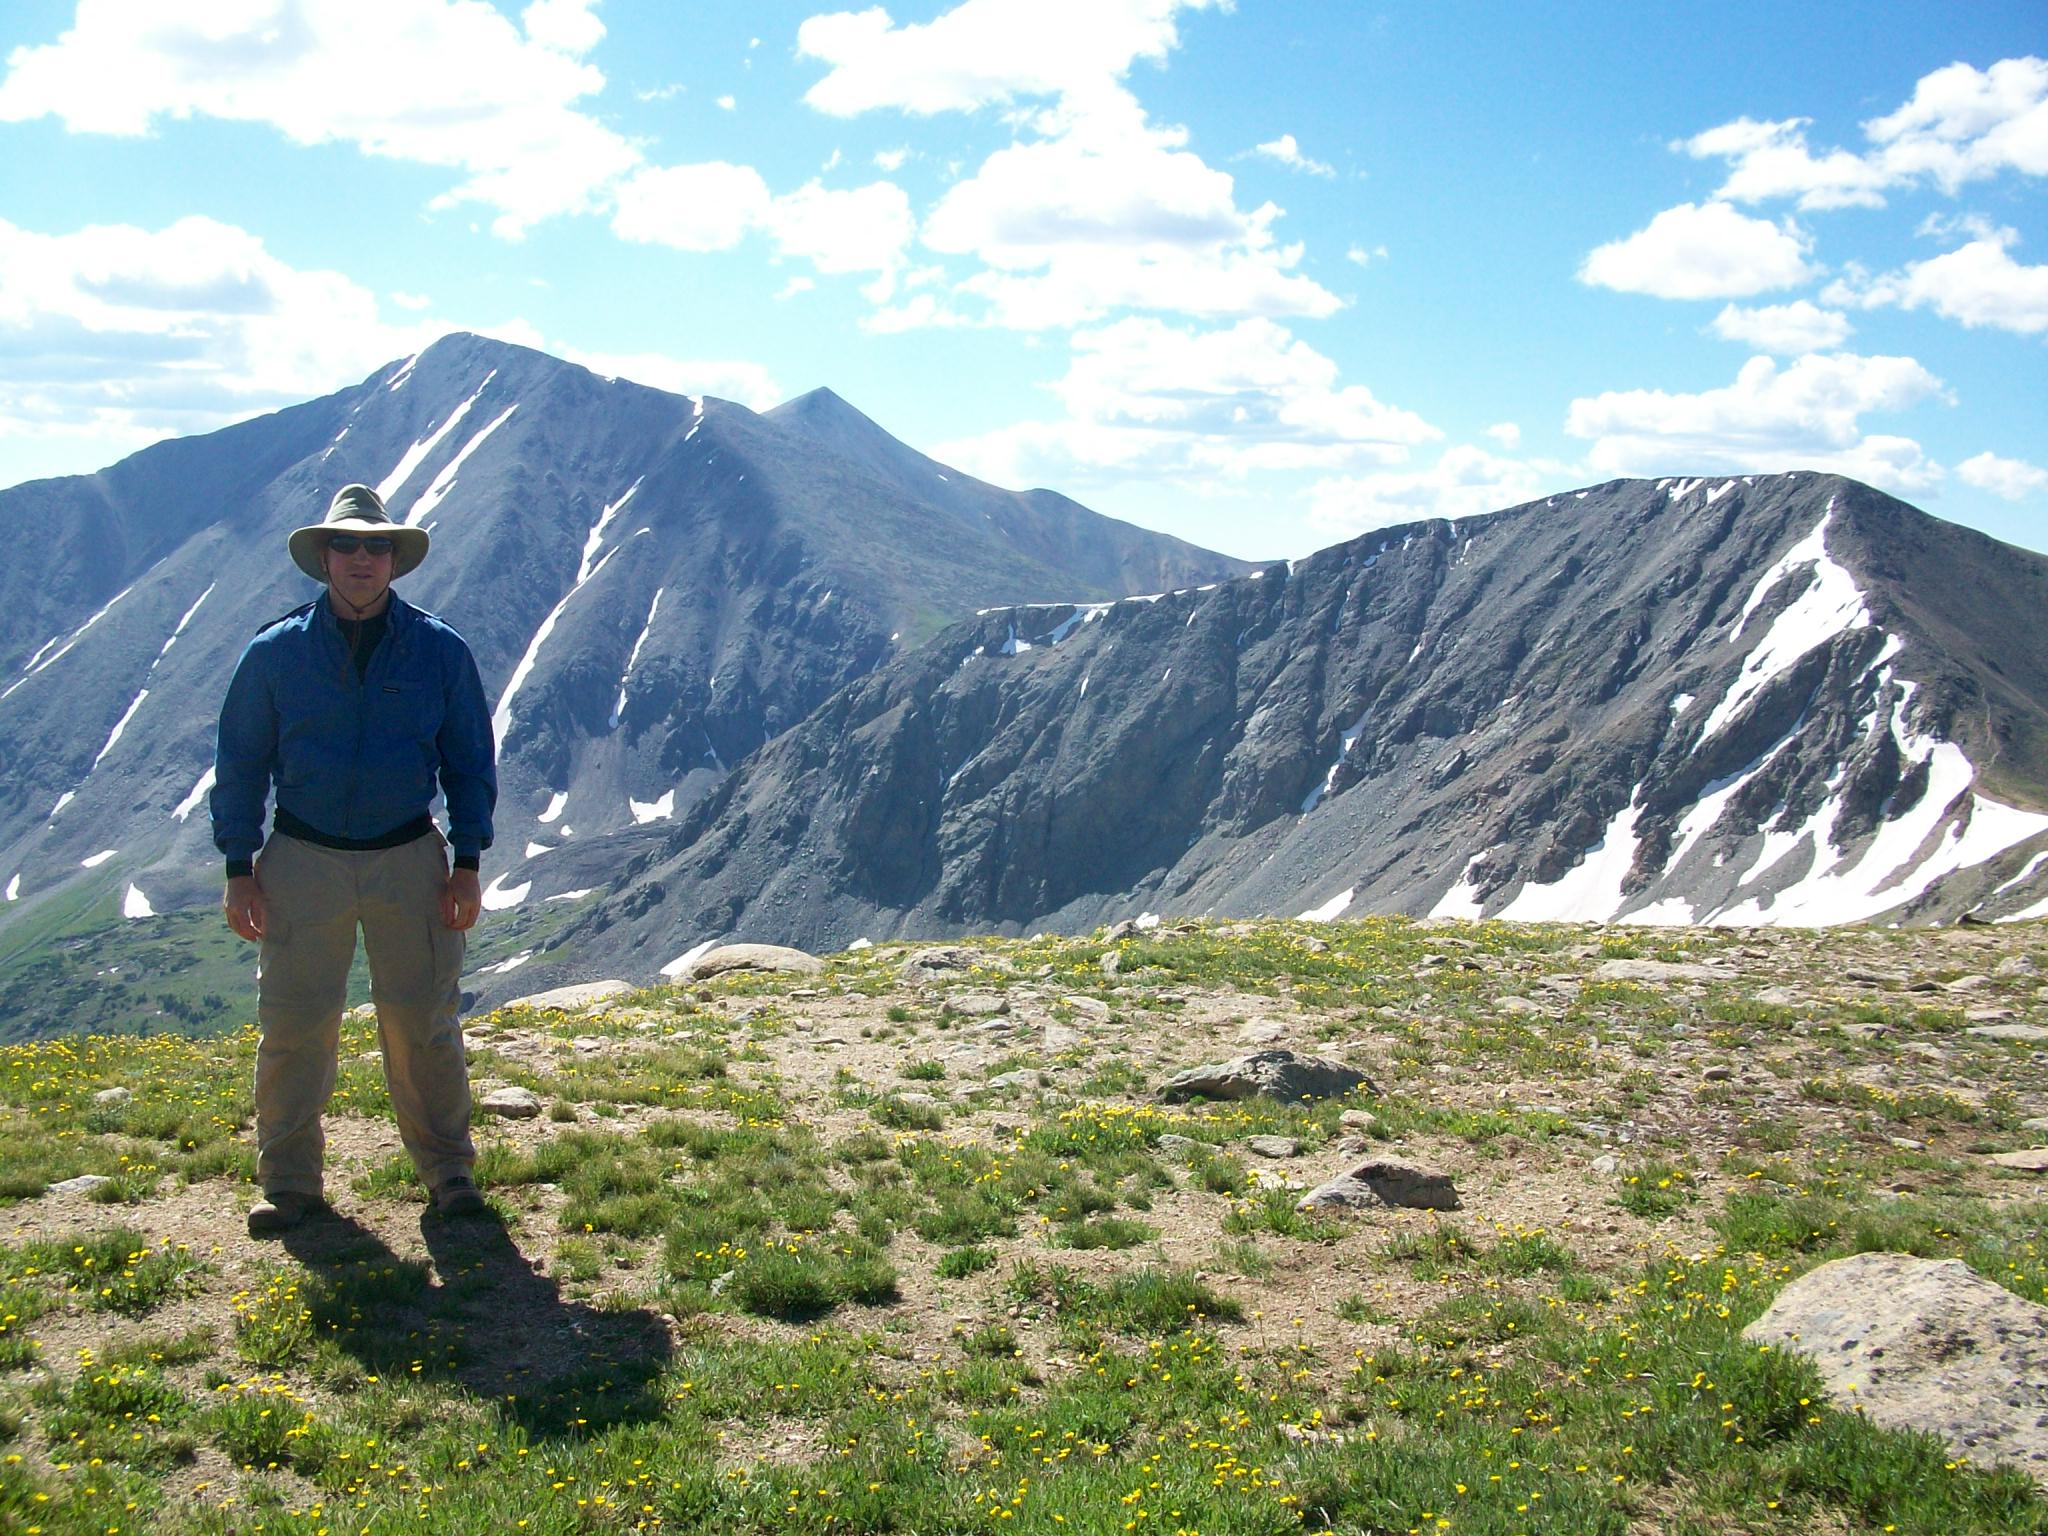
[{"left": 0, "top": 920, "right": 2043, "bottom": 1535}]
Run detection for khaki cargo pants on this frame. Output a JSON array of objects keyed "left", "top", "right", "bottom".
[{"left": 253, "top": 831, "right": 474, "bottom": 1198}]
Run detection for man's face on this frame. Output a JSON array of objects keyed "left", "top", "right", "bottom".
[{"left": 322, "top": 535, "right": 395, "bottom": 613}]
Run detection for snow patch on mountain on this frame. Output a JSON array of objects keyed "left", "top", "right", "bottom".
[
  {"left": 156, "top": 583, "right": 215, "bottom": 662},
  {"left": 1701, "top": 506, "right": 1870, "bottom": 742},
  {"left": 629, "top": 791, "right": 675, "bottom": 824},
  {"left": 1299, "top": 887, "right": 1355, "bottom": 922},
  {"left": 377, "top": 370, "right": 496, "bottom": 502},
  {"left": 121, "top": 885, "right": 154, "bottom": 919},
  {"left": 406, "top": 402, "right": 518, "bottom": 526},
  {"left": 173, "top": 767, "right": 215, "bottom": 823},
  {"left": 92, "top": 689, "right": 149, "bottom": 770},
  {"left": 1499, "top": 801, "right": 1645, "bottom": 922},
  {"left": 1710, "top": 681, "right": 2048, "bottom": 925},
  {"left": 482, "top": 874, "right": 531, "bottom": 911},
  {"left": 612, "top": 588, "right": 663, "bottom": 728},
  {"left": 4, "top": 582, "right": 137, "bottom": 701},
  {"left": 1429, "top": 853, "right": 1490, "bottom": 920},
  {"left": 491, "top": 548, "right": 617, "bottom": 754}
]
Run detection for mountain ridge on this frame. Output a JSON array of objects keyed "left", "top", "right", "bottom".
[{"left": 522, "top": 470, "right": 2048, "bottom": 997}]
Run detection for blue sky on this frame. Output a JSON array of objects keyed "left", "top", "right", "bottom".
[{"left": 1, "top": 0, "right": 2043, "bottom": 561}]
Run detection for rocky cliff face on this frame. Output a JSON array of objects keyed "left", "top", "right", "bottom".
[
  {"left": 538, "top": 473, "right": 2048, "bottom": 989},
  {"left": 0, "top": 333, "right": 1250, "bottom": 977}
]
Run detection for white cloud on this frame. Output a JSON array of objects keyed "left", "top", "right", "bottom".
[
  {"left": 1709, "top": 300, "right": 1852, "bottom": 354},
  {"left": 521, "top": 0, "right": 605, "bottom": 55},
  {"left": 1484, "top": 422, "right": 1521, "bottom": 448},
  {"left": 762, "top": 180, "right": 916, "bottom": 278},
  {"left": 874, "top": 146, "right": 909, "bottom": 171},
  {"left": 1957, "top": 450, "right": 2048, "bottom": 501},
  {"left": 1253, "top": 133, "right": 1334, "bottom": 177},
  {"left": 935, "top": 316, "right": 1438, "bottom": 489},
  {"left": 1566, "top": 352, "right": 1946, "bottom": 492},
  {"left": 1829, "top": 231, "right": 2048, "bottom": 335},
  {"left": 1579, "top": 201, "right": 1817, "bottom": 300},
  {"left": 717, "top": 94, "right": 737, "bottom": 111},
  {"left": 612, "top": 165, "right": 913, "bottom": 283},
  {"left": 906, "top": 91, "right": 1339, "bottom": 328},
  {"left": 559, "top": 347, "right": 782, "bottom": 410},
  {"left": 390, "top": 290, "right": 433, "bottom": 312},
  {"left": 0, "top": 214, "right": 442, "bottom": 476},
  {"left": 1678, "top": 56, "right": 2048, "bottom": 210},
  {"left": 1346, "top": 244, "right": 1387, "bottom": 266},
  {"left": 0, "top": 0, "right": 640, "bottom": 238},
  {"left": 1679, "top": 117, "right": 1891, "bottom": 210},
  {"left": 800, "top": 2, "right": 1321, "bottom": 331},
  {"left": 611, "top": 162, "right": 772, "bottom": 252},
  {"left": 1863, "top": 55, "right": 2048, "bottom": 192},
  {"left": 776, "top": 276, "right": 817, "bottom": 300},
  {"left": 1307, "top": 445, "right": 1552, "bottom": 537},
  {"left": 797, "top": 0, "right": 1224, "bottom": 117}
]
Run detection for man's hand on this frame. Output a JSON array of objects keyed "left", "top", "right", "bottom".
[
  {"left": 223, "top": 874, "right": 267, "bottom": 942},
  {"left": 442, "top": 866, "right": 482, "bottom": 931}
]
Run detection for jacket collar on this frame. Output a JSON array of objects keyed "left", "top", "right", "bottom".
[{"left": 311, "top": 589, "right": 415, "bottom": 635}]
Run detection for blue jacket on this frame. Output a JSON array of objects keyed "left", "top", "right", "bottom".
[{"left": 211, "top": 592, "right": 496, "bottom": 864}]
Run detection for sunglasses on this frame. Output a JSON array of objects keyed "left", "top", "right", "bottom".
[{"left": 326, "top": 534, "right": 395, "bottom": 556}]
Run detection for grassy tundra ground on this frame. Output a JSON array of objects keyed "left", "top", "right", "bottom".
[{"left": 0, "top": 915, "right": 2043, "bottom": 1534}]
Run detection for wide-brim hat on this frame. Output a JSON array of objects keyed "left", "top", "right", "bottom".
[{"left": 288, "top": 485, "right": 430, "bottom": 581}]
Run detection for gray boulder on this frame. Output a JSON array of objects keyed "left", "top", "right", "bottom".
[
  {"left": 1299, "top": 1160, "right": 1460, "bottom": 1213},
  {"left": 501, "top": 980, "right": 634, "bottom": 1012},
  {"left": 686, "top": 944, "right": 824, "bottom": 980},
  {"left": 1157, "top": 1049, "right": 1374, "bottom": 1104},
  {"left": 1591, "top": 959, "right": 1726, "bottom": 984},
  {"left": 1989, "top": 1148, "right": 2048, "bottom": 1172},
  {"left": 945, "top": 990, "right": 1010, "bottom": 1018},
  {"left": 897, "top": 946, "right": 980, "bottom": 983},
  {"left": 1246, "top": 1135, "right": 1301, "bottom": 1159},
  {"left": 47, "top": 1174, "right": 113, "bottom": 1196},
  {"left": 479, "top": 1086, "right": 544, "bottom": 1119},
  {"left": 1969, "top": 1024, "right": 2048, "bottom": 1044},
  {"left": 1744, "top": 1252, "right": 2048, "bottom": 1487}
]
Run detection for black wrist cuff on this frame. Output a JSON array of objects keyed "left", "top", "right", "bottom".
[
  {"left": 226, "top": 859, "right": 254, "bottom": 880},
  {"left": 453, "top": 854, "right": 480, "bottom": 872}
]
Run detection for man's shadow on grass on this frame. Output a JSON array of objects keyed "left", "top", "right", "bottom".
[{"left": 280, "top": 1204, "right": 674, "bottom": 1439}]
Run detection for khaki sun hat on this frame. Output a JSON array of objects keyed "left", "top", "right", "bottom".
[{"left": 288, "top": 485, "right": 430, "bottom": 582}]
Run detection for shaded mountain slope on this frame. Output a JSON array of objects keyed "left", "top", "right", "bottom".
[{"left": 536, "top": 473, "right": 2048, "bottom": 990}]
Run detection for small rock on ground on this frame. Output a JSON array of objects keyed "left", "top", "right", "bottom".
[
  {"left": 479, "top": 1086, "right": 544, "bottom": 1119},
  {"left": 1591, "top": 959, "right": 1725, "bottom": 984},
  {"left": 1299, "top": 1160, "right": 1460, "bottom": 1213},
  {"left": 946, "top": 991, "right": 1010, "bottom": 1018},
  {"left": 47, "top": 1175, "right": 113, "bottom": 1196},
  {"left": 1157, "top": 1049, "right": 1374, "bottom": 1104},
  {"left": 1987, "top": 1148, "right": 2048, "bottom": 1173},
  {"left": 1245, "top": 1135, "right": 1300, "bottom": 1159},
  {"left": 1967, "top": 1023, "right": 2048, "bottom": 1043}
]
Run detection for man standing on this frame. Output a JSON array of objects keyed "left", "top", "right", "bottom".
[{"left": 213, "top": 484, "right": 497, "bottom": 1235}]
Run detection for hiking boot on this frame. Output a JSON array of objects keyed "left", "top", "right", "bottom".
[
  {"left": 433, "top": 1176, "right": 486, "bottom": 1217},
  {"left": 248, "top": 1191, "right": 325, "bottom": 1237}
]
